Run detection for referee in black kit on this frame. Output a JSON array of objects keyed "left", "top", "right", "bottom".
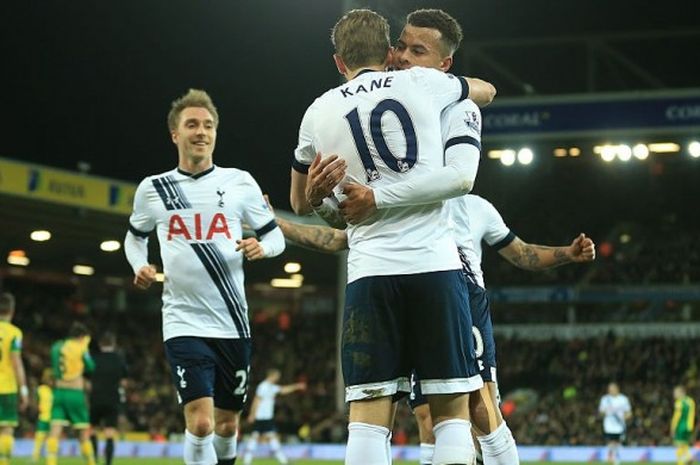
[{"left": 89, "top": 332, "right": 128, "bottom": 465}]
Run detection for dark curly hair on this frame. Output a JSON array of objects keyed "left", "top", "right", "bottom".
[{"left": 406, "top": 9, "right": 463, "bottom": 55}]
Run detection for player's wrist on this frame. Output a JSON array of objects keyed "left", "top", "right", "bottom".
[{"left": 309, "top": 196, "right": 323, "bottom": 208}]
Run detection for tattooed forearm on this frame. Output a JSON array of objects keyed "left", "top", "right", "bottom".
[
  {"left": 277, "top": 219, "right": 348, "bottom": 254},
  {"left": 503, "top": 238, "right": 572, "bottom": 270}
]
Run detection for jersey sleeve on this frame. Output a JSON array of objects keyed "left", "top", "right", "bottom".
[
  {"left": 271, "top": 384, "right": 281, "bottom": 396},
  {"left": 128, "top": 178, "right": 156, "bottom": 237},
  {"left": 598, "top": 397, "right": 605, "bottom": 413},
  {"left": 412, "top": 67, "right": 469, "bottom": 112},
  {"left": 83, "top": 349, "right": 95, "bottom": 374},
  {"left": 292, "top": 102, "right": 318, "bottom": 174},
  {"left": 443, "top": 100, "right": 482, "bottom": 157},
  {"left": 480, "top": 198, "right": 515, "bottom": 250},
  {"left": 10, "top": 329, "right": 22, "bottom": 352},
  {"left": 240, "top": 172, "right": 278, "bottom": 237},
  {"left": 255, "top": 383, "right": 266, "bottom": 398},
  {"left": 50, "top": 342, "right": 62, "bottom": 380}
]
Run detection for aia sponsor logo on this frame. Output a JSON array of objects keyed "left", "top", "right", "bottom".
[{"left": 167, "top": 212, "right": 232, "bottom": 241}]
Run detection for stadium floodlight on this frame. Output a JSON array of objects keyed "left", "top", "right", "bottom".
[
  {"left": 487, "top": 150, "right": 503, "bottom": 159},
  {"left": 7, "top": 250, "right": 29, "bottom": 266},
  {"left": 290, "top": 274, "right": 304, "bottom": 283},
  {"left": 600, "top": 145, "right": 616, "bottom": 162},
  {"left": 617, "top": 144, "right": 632, "bottom": 162},
  {"left": 632, "top": 144, "right": 650, "bottom": 160},
  {"left": 648, "top": 142, "right": 680, "bottom": 153},
  {"left": 620, "top": 233, "right": 631, "bottom": 244},
  {"left": 553, "top": 148, "right": 567, "bottom": 157},
  {"left": 284, "top": 262, "right": 302, "bottom": 273},
  {"left": 569, "top": 147, "right": 581, "bottom": 157},
  {"left": 30, "top": 230, "right": 51, "bottom": 242},
  {"left": 689, "top": 141, "right": 700, "bottom": 158},
  {"left": 271, "top": 278, "right": 303, "bottom": 289},
  {"left": 517, "top": 148, "right": 534, "bottom": 165},
  {"left": 73, "top": 264, "right": 95, "bottom": 276},
  {"left": 156, "top": 273, "right": 165, "bottom": 282},
  {"left": 500, "top": 149, "right": 516, "bottom": 166},
  {"left": 100, "top": 240, "right": 121, "bottom": 252}
]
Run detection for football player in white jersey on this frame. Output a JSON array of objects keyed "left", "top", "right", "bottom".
[
  {"left": 274, "top": 193, "right": 594, "bottom": 465},
  {"left": 242, "top": 369, "right": 305, "bottom": 465},
  {"left": 290, "top": 10, "right": 485, "bottom": 465},
  {"left": 599, "top": 382, "right": 632, "bottom": 465},
  {"left": 124, "top": 89, "right": 285, "bottom": 465}
]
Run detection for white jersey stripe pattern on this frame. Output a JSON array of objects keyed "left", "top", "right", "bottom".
[
  {"left": 190, "top": 242, "right": 249, "bottom": 338},
  {"left": 126, "top": 166, "right": 278, "bottom": 341}
]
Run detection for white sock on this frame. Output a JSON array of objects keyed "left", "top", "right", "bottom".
[
  {"left": 419, "top": 443, "right": 435, "bottom": 464},
  {"left": 243, "top": 435, "right": 257, "bottom": 465},
  {"left": 612, "top": 444, "right": 620, "bottom": 465},
  {"left": 213, "top": 434, "right": 237, "bottom": 461},
  {"left": 345, "top": 422, "right": 390, "bottom": 465},
  {"left": 269, "top": 437, "right": 288, "bottom": 464},
  {"left": 432, "top": 419, "right": 475, "bottom": 465},
  {"left": 184, "top": 430, "right": 217, "bottom": 465},
  {"left": 477, "top": 422, "right": 519, "bottom": 465}
]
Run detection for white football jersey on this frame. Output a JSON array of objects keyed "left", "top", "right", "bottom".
[
  {"left": 451, "top": 195, "right": 515, "bottom": 289},
  {"left": 294, "top": 67, "right": 470, "bottom": 283},
  {"left": 128, "top": 166, "right": 278, "bottom": 341},
  {"left": 254, "top": 380, "right": 281, "bottom": 420},
  {"left": 438, "top": 98, "right": 483, "bottom": 285},
  {"left": 599, "top": 394, "right": 631, "bottom": 434}
]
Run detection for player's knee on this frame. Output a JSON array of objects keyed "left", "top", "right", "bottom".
[
  {"left": 188, "top": 416, "right": 214, "bottom": 436},
  {"left": 215, "top": 419, "right": 237, "bottom": 437}
]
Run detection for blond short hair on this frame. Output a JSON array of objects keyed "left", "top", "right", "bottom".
[
  {"left": 167, "top": 89, "right": 219, "bottom": 132},
  {"left": 331, "top": 9, "right": 390, "bottom": 71}
]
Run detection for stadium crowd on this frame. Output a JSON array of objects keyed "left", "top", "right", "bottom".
[{"left": 4, "top": 278, "right": 697, "bottom": 446}]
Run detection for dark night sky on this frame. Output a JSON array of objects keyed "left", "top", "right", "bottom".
[{"left": 2, "top": 0, "right": 698, "bottom": 210}]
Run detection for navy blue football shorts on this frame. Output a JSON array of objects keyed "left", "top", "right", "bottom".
[
  {"left": 342, "top": 269, "right": 482, "bottom": 402},
  {"left": 164, "top": 336, "right": 251, "bottom": 411}
]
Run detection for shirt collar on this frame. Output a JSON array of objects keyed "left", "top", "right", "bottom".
[{"left": 177, "top": 165, "right": 216, "bottom": 179}]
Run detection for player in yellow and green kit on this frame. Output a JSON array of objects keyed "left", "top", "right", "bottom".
[
  {"left": 46, "top": 322, "right": 96, "bottom": 465},
  {"left": 32, "top": 369, "right": 53, "bottom": 461},
  {"left": 671, "top": 385, "right": 696, "bottom": 465},
  {"left": 0, "top": 293, "right": 29, "bottom": 465}
]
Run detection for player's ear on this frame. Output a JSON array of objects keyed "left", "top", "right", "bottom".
[
  {"left": 170, "top": 131, "right": 178, "bottom": 145},
  {"left": 384, "top": 48, "right": 393, "bottom": 69},
  {"left": 333, "top": 54, "right": 347, "bottom": 76},
  {"left": 440, "top": 55, "right": 453, "bottom": 73}
]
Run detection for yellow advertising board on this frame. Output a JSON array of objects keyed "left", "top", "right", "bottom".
[{"left": 0, "top": 157, "right": 136, "bottom": 215}]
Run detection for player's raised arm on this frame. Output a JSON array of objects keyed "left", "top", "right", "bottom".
[
  {"left": 465, "top": 77, "right": 497, "bottom": 107},
  {"left": 278, "top": 382, "right": 306, "bottom": 396},
  {"left": 498, "top": 233, "right": 596, "bottom": 271}
]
